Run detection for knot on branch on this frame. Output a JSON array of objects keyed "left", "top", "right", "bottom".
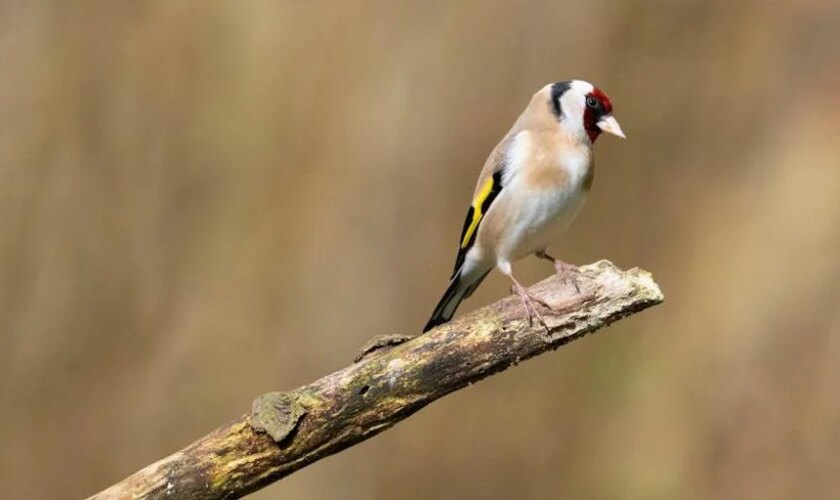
[{"left": 250, "top": 392, "right": 307, "bottom": 444}]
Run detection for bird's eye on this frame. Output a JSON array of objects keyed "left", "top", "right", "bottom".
[{"left": 586, "top": 97, "right": 599, "bottom": 109}]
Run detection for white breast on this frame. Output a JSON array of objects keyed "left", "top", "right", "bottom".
[{"left": 496, "top": 138, "right": 592, "bottom": 261}]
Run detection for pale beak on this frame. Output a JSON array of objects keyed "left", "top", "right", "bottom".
[{"left": 596, "top": 115, "right": 626, "bottom": 139}]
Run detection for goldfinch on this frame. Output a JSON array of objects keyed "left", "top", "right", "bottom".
[{"left": 423, "top": 80, "right": 624, "bottom": 333}]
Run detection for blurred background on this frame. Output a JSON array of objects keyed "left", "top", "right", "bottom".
[{"left": 1, "top": 1, "right": 839, "bottom": 498}]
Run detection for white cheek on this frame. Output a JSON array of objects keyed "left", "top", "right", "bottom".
[{"left": 559, "top": 93, "right": 586, "bottom": 137}]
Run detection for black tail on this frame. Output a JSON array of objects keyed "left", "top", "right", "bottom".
[{"left": 423, "top": 269, "right": 490, "bottom": 332}]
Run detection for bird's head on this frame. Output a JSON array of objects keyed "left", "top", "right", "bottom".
[{"left": 546, "top": 80, "right": 624, "bottom": 143}]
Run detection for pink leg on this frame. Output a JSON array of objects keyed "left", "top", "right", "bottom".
[
  {"left": 505, "top": 273, "right": 551, "bottom": 335},
  {"left": 536, "top": 251, "right": 581, "bottom": 293}
]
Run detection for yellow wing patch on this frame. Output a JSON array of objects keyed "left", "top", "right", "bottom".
[
  {"left": 450, "top": 169, "right": 504, "bottom": 277},
  {"left": 460, "top": 176, "right": 496, "bottom": 248}
]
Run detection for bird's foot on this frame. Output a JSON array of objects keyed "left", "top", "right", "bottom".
[
  {"left": 553, "top": 260, "right": 582, "bottom": 293},
  {"left": 511, "top": 283, "right": 552, "bottom": 339}
]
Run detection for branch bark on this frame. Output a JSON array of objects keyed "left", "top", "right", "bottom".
[{"left": 88, "top": 260, "right": 663, "bottom": 500}]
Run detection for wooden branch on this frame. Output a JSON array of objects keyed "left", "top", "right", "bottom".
[{"left": 88, "top": 260, "right": 663, "bottom": 500}]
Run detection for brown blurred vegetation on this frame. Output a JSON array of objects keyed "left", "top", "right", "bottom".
[{"left": 1, "top": 1, "right": 839, "bottom": 499}]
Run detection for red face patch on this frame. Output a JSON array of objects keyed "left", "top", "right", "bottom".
[{"left": 583, "top": 88, "right": 613, "bottom": 143}]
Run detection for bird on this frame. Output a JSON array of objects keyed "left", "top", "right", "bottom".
[{"left": 423, "top": 80, "right": 624, "bottom": 333}]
